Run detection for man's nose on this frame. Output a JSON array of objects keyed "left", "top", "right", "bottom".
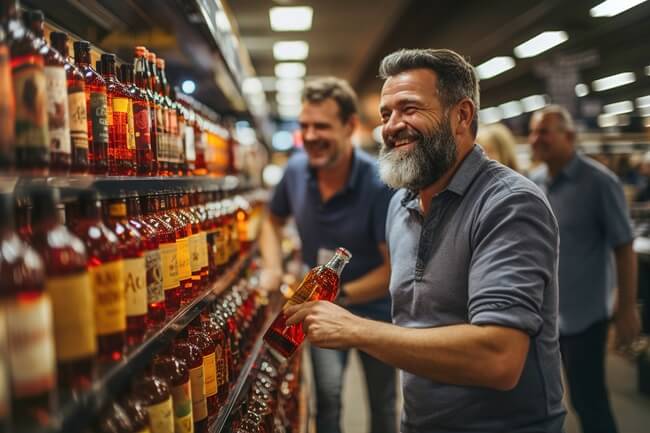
[
  {"left": 302, "top": 125, "right": 318, "bottom": 142},
  {"left": 383, "top": 112, "right": 405, "bottom": 138}
]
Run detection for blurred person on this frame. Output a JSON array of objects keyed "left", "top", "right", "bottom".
[
  {"left": 259, "top": 77, "right": 397, "bottom": 433},
  {"left": 529, "top": 105, "right": 640, "bottom": 433},
  {"left": 477, "top": 122, "right": 520, "bottom": 171},
  {"left": 634, "top": 151, "right": 650, "bottom": 202},
  {"left": 284, "top": 49, "right": 565, "bottom": 433}
]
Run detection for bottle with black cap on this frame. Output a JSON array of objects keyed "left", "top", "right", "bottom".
[
  {"left": 29, "top": 187, "right": 96, "bottom": 391},
  {"left": 0, "top": 192, "right": 56, "bottom": 428}
]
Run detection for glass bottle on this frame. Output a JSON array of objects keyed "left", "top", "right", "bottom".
[
  {"left": 213, "top": 196, "right": 229, "bottom": 275},
  {"left": 133, "top": 374, "right": 174, "bottom": 433},
  {"left": 147, "top": 51, "right": 167, "bottom": 175},
  {"left": 182, "top": 190, "right": 206, "bottom": 297},
  {"left": 156, "top": 57, "right": 176, "bottom": 174},
  {"left": 0, "top": 192, "right": 55, "bottom": 428},
  {"left": 193, "top": 190, "right": 210, "bottom": 288},
  {"left": 121, "top": 65, "right": 136, "bottom": 172},
  {"left": 209, "top": 308, "right": 231, "bottom": 390},
  {"left": 173, "top": 331, "right": 208, "bottom": 433},
  {"left": 193, "top": 115, "right": 207, "bottom": 176},
  {"left": 202, "top": 318, "right": 228, "bottom": 405},
  {"left": 123, "top": 397, "right": 151, "bottom": 433},
  {"left": 0, "top": 3, "right": 15, "bottom": 171},
  {"left": 49, "top": 31, "right": 89, "bottom": 174},
  {"left": 235, "top": 195, "right": 253, "bottom": 254},
  {"left": 30, "top": 187, "right": 96, "bottom": 390},
  {"left": 143, "top": 193, "right": 180, "bottom": 316},
  {"left": 97, "top": 402, "right": 134, "bottom": 433},
  {"left": 183, "top": 108, "right": 196, "bottom": 176},
  {"left": 135, "top": 46, "right": 157, "bottom": 175},
  {"left": 73, "top": 40, "right": 108, "bottom": 174},
  {"left": 23, "top": 9, "right": 71, "bottom": 174},
  {"left": 152, "top": 351, "right": 193, "bottom": 433},
  {"left": 71, "top": 189, "right": 126, "bottom": 362},
  {"left": 5, "top": 0, "right": 49, "bottom": 173},
  {"left": 121, "top": 63, "right": 149, "bottom": 176},
  {"left": 126, "top": 194, "right": 165, "bottom": 326},
  {"left": 160, "top": 193, "right": 192, "bottom": 305},
  {"left": 173, "top": 90, "right": 186, "bottom": 176},
  {"left": 188, "top": 318, "right": 218, "bottom": 418},
  {"left": 104, "top": 196, "right": 147, "bottom": 346},
  {"left": 264, "top": 248, "right": 351, "bottom": 360}
]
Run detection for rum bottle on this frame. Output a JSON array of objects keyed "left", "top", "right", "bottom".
[
  {"left": 0, "top": 193, "right": 55, "bottom": 428},
  {"left": 133, "top": 374, "right": 174, "bottom": 433},
  {"left": 0, "top": 6, "right": 15, "bottom": 170},
  {"left": 50, "top": 31, "right": 89, "bottom": 174},
  {"left": 102, "top": 53, "right": 133, "bottom": 176},
  {"left": 174, "top": 331, "right": 208, "bottom": 433},
  {"left": 74, "top": 40, "right": 109, "bottom": 174},
  {"left": 30, "top": 187, "right": 96, "bottom": 390},
  {"left": 264, "top": 248, "right": 351, "bottom": 360},
  {"left": 157, "top": 57, "right": 177, "bottom": 174},
  {"left": 135, "top": 46, "right": 157, "bottom": 175},
  {"left": 72, "top": 189, "right": 126, "bottom": 362},
  {"left": 153, "top": 351, "right": 193, "bottom": 433}
]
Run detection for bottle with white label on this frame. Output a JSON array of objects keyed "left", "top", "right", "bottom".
[{"left": 134, "top": 374, "right": 174, "bottom": 433}]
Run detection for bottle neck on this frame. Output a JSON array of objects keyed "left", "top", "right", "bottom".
[
  {"left": 142, "top": 196, "right": 158, "bottom": 215},
  {"left": 126, "top": 197, "right": 141, "bottom": 218},
  {"left": 74, "top": 46, "right": 91, "bottom": 67},
  {"left": 324, "top": 252, "right": 350, "bottom": 277},
  {"left": 50, "top": 37, "right": 69, "bottom": 57}
]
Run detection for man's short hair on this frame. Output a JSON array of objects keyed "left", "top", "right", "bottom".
[
  {"left": 378, "top": 48, "right": 480, "bottom": 137},
  {"left": 532, "top": 104, "right": 576, "bottom": 132},
  {"left": 302, "top": 77, "right": 359, "bottom": 124}
]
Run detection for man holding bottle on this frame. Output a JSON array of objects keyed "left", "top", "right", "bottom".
[{"left": 259, "top": 77, "right": 397, "bottom": 433}]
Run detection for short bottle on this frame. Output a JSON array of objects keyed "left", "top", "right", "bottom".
[
  {"left": 188, "top": 318, "right": 218, "bottom": 419},
  {"left": 173, "top": 331, "right": 208, "bottom": 433},
  {"left": 133, "top": 373, "right": 174, "bottom": 433},
  {"left": 264, "top": 248, "right": 351, "bottom": 360},
  {"left": 152, "top": 351, "right": 193, "bottom": 433}
]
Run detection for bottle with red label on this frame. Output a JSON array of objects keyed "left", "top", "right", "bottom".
[
  {"left": 71, "top": 189, "right": 126, "bottom": 362},
  {"left": 133, "top": 373, "right": 174, "bottom": 433},
  {"left": 0, "top": 3, "right": 15, "bottom": 171},
  {"left": 104, "top": 196, "right": 148, "bottom": 346},
  {"left": 174, "top": 330, "right": 208, "bottom": 433},
  {"left": 0, "top": 193, "right": 55, "bottom": 428},
  {"left": 30, "top": 187, "right": 96, "bottom": 391},
  {"left": 152, "top": 350, "right": 193, "bottom": 433},
  {"left": 74, "top": 40, "right": 109, "bottom": 175},
  {"left": 160, "top": 192, "right": 193, "bottom": 306},
  {"left": 121, "top": 62, "right": 151, "bottom": 176},
  {"left": 135, "top": 46, "right": 158, "bottom": 176},
  {"left": 4, "top": 0, "right": 49, "bottom": 173},
  {"left": 49, "top": 31, "right": 89, "bottom": 174}
]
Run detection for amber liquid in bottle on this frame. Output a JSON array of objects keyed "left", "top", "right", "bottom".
[
  {"left": 182, "top": 192, "right": 207, "bottom": 297},
  {"left": 152, "top": 352, "right": 193, "bottom": 433},
  {"left": 264, "top": 248, "right": 351, "bottom": 360},
  {"left": 133, "top": 374, "right": 174, "bottom": 433},
  {"left": 0, "top": 6, "right": 16, "bottom": 171},
  {"left": 157, "top": 57, "right": 178, "bottom": 174},
  {"left": 97, "top": 402, "right": 133, "bottom": 433},
  {"left": 209, "top": 309, "right": 231, "bottom": 390},
  {"left": 104, "top": 197, "right": 147, "bottom": 346},
  {"left": 122, "top": 397, "right": 150, "bottom": 433},
  {"left": 188, "top": 318, "right": 218, "bottom": 419},
  {"left": 30, "top": 188, "right": 96, "bottom": 391},
  {"left": 134, "top": 46, "right": 155, "bottom": 175},
  {"left": 174, "top": 333, "right": 208, "bottom": 433},
  {"left": 163, "top": 193, "right": 193, "bottom": 305},
  {"left": 126, "top": 195, "right": 165, "bottom": 327},
  {"left": 194, "top": 191, "right": 210, "bottom": 289},
  {"left": 74, "top": 40, "right": 108, "bottom": 175},
  {"left": 50, "top": 31, "right": 89, "bottom": 174},
  {"left": 72, "top": 190, "right": 126, "bottom": 362},
  {"left": 202, "top": 318, "right": 228, "bottom": 405},
  {"left": 147, "top": 51, "right": 167, "bottom": 176},
  {"left": 0, "top": 193, "right": 56, "bottom": 428}
]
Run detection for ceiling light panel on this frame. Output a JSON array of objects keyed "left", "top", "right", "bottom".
[
  {"left": 273, "top": 41, "right": 309, "bottom": 61},
  {"left": 520, "top": 94, "right": 547, "bottom": 112},
  {"left": 575, "top": 83, "right": 590, "bottom": 97},
  {"left": 275, "top": 62, "right": 306, "bottom": 78},
  {"left": 276, "top": 78, "right": 304, "bottom": 93},
  {"left": 276, "top": 92, "right": 302, "bottom": 105},
  {"left": 475, "top": 56, "right": 515, "bottom": 80},
  {"left": 590, "top": 0, "right": 647, "bottom": 17},
  {"left": 269, "top": 6, "right": 313, "bottom": 31},
  {"left": 479, "top": 107, "right": 503, "bottom": 124},
  {"left": 603, "top": 100, "right": 634, "bottom": 115},
  {"left": 499, "top": 101, "right": 524, "bottom": 119},
  {"left": 592, "top": 72, "right": 636, "bottom": 92},
  {"left": 514, "top": 31, "right": 568, "bottom": 58}
]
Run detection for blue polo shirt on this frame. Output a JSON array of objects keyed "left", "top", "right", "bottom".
[
  {"left": 531, "top": 153, "right": 634, "bottom": 335},
  {"left": 269, "top": 148, "right": 394, "bottom": 322},
  {"left": 387, "top": 145, "right": 565, "bottom": 433}
]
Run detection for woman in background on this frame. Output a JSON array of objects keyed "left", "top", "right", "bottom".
[{"left": 477, "top": 122, "right": 520, "bottom": 172}]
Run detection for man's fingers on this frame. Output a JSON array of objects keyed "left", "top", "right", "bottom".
[{"left": 285, "top": 301, "right": 319, "bottom": 326}]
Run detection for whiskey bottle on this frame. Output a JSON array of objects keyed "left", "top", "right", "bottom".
[
  {"left": 102, "top": 53, "right": 133, "bottom": 176},
  {"left": 173, "top": 331, "right": 208, "bottom": 433},
  {"left": 152, "top": 351, "right": 193, "bottom": 433},
  {"left": 133, "top": 374, "right": 174, "bottom": 433},
  {"left": 188, "top": 318, "right": 218, "bottom": 419},
  {"left": 133, "top": 47, "right": 155, "bottom": 175},
  {"left": 0, "top": 5, "right": 15, "bottom": 170}
]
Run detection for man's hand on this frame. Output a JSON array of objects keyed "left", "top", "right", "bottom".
[
  {"left": 285, "top": 301, "right": 364, "bottom": 349},
  {"left": 614, "top": 305, "right": 641, "bottom": 349}
]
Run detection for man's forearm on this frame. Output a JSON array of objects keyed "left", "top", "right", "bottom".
[
  {"left": 259, "top": 214, "right": 284, "bottom": 274},
  {"left": 615, "top": 242, "right": 638, "bottom": 312}
]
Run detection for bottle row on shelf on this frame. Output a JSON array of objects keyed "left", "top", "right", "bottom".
[
  {"left": 0, "top": 2, "right": 235, "bottom": 177},
  {"left": 0, "top": 183, "right": 265, "bottom": 432}
]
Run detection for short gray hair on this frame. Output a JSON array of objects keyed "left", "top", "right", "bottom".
[
  {"left": 532, "top": 104, "right": 575, "bottom": 132},
  {"left": 378, "top": 48, "right": 480, "bottom": 136}
]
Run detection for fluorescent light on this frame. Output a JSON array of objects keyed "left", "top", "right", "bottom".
[
  {"left": 598, "top": 114, "right": 619, "bottom": 128},
  {"left": 520, "top": 94, "right": 547, "bottom": 112},
  {"left": 590, "top": 0, "right": 647, "bottom": 17},
  {"left": 276, "top": 78, "right": 304, "bottom": 93},
  {"left": 603, "top": 100, "right": 634, "bottom": 115},
  {"left": 181, "top": 79, "right": 196, "bottom": 94},
  {"left": 636, "top": 95, "right": 650, "bottom": 108},
  {"left": 575, "top": 83, "right": 590, "bottom": 97},
  {"left": 640, "top": 106, "right": 650, "bottom": 117},
  {"left": 476, "top": 56, "right": 515, "bottom": 80},
  {"left": 592, "top": 72, "right": 636, "bottom": 92},
  {"left": 215, "top": 10, "right": 232, "bottom": 33},
  {"left": 273, "top": 41, "right": 309, "bottom": 60},
  {"left": 276, "top": 92, "right": 302, "bottom": 105},
  {"left": 275, "top": 62, "right": 306, "bottom": 78},
  {"left": 277, "top": 104, "right": 302, "bottom": 118},
  {"left": 269, "top": 6, "right": 313, "bottom": 31},
  {"left": 479, "top": 107, "right": 503, "bottom": 124},
  {"left": 514, "top": 31, "right": 568, "bottom": 58},
  {"left": 242, "top": 77, "right": 263, "bottom": 94},
  {"left": 499, "top": 101, "right": 524, "bottom": 119}
]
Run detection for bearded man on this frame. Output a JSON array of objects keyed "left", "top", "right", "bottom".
[{"left": 285, "top": 49, "right": 566, "bottom": 433}]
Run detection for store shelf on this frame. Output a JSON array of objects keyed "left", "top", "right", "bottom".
[{"left": 27, "top": 251, "right": 254, "bottom": 433}]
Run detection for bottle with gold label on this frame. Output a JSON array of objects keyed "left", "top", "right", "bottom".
[
  {"left": 71, "top": 189, "right": 126, "bottom": 362},
  {"left": 180, "top": 190, "right": 205, "bottom": 298},
  {"left": 203, "top": 190, "right": 219, "bottom": 283},
  {"left": 0, "top": 193, "right": 55, "bottom": 428},
  {"left": 126, "top": 194, "right": 164, "bottom": 327},
  {"left": 173, "top": 331, "right": 207, "bottom": 433},
  {"left": 104, "top": 196, "right": 147, "bottom": 346},
  {"left": 189, "top": 190, "right": 210, "bottom": 293},
  {"left": 29, "top": 187, "right": 96, "bottom": 391},
  {"left": 172, "top": 190, "right": 196, "bottom": 304},
  {"left": 153, "top": 351, "right": 193, "bottom": 433},
  {"left": 119, "top": 64, "right": 137, "bottom": 174},
  {"left": 202, "top": 317, "right": 228, "bottom": 405},
  {"left": 159, "top": 192, "right": 192, "bottom": 308},
  {"left": 133, "top": 373, "right": 174, "bottom": 433},
  {"left": 123, "top": 397, "right": 151, "bottom": 433},
  {"left": 188, "top": 318, "right": 218, "bottom": 419},
  {"left": 143, "top": 193, "right": 180, "bottom": 316}
]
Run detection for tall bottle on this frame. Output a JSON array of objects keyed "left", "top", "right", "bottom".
[
  {"left": 182, "top": 190, "right": 206, "bottom": 297},
  {"left": 50, "top": 31, "right": 89, "bottom": 173},
  {"left": 0, "top": 4, "right": 15, "bottom": 170},
  {"left": 152, "top": 351, "right": 193, "bottom": 433},
  {"left": 4, "top": 0, "right": 49, "bottom": 173},
  {"left": 104, "top": 196, "right": 147, "bottom": 346},
  {"left": 133, "top": 374, "right": 174, "bottom": 433},
  {"left": 159, "top": 193, "right": 192, "bottom": 308},
  {"left": 102, "top": 53, "right": 134, "bottom": 176},
  {"left": 71, "top": 189, "right": 126, "bottom": 362},
  {"left": 74, "top": 40, "right": 109, "bottom": 174},
  {"left": 173, "top": 332, "right": 208, "bottom": 433},
  {"left": 188, "top": 318, "right": 218, "bottom": 418},
  {"left": 202, "top": 318, "right": 228, "bottom": 405},
  {"left": 0, "top": 193, "right": 55, "bottom": 428},
  {"left": 147, "top": 52, "right": 168, "bottom": 175},
  {"left": 23, "top": 10, "right": 70, "bottom": 173},
  {"left": 157, "top": 58, "right": 178, "bottom": 174},
  {"left": 135, "top": 46, "right": 157, "bottom": 175},
  {"left": 264, "top": 248, "right": 351, "bottom": 360},
  {"left": 120, "top": 64, "right": 138, "bottom": 174},
  {"left": 30, "top": 187, "right": 96, "bottom": 390}
]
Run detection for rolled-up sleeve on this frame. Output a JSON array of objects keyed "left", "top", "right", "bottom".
[
  {"left": 468, "top": 192, "right": 559, "bottom": 336},
  {"left": 268, "top": 171, "right": 292, "bottom": 218}
]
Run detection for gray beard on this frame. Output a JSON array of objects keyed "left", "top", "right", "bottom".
[{"left": 378, "top": 119, "right": 457, "bottom": 191}]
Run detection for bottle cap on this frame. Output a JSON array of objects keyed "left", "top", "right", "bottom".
[{"left": 335, "top": 247, "right": 352, "bottom": 261}]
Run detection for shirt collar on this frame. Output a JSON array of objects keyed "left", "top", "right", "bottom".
[
  {"left": 559, "top": 152, "right": 581, "bottom": 179},
  {"left": 307, "top": 147, "right": 362, "bottom": 192}
]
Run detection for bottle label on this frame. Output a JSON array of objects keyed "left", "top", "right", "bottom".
[
  {"left": 189, "top": 233, "right": 201, "bottom": 273},
  {"left": 147, "top": 397, "right": 174, "bottom": 433},
  {"left": 91, "top": 260, "right": 126, "bottom": 335},
  {"left": 176, "top": 237, "right": 191, "bottom": 281},
  {"left": 215, "top": 344, "right": 226, "bottom": 388},
  {"left": 90, "top": 91, "right": 109, "bottom": 144},
  {"left": 44, "top": 66, "right": 71, "bottom": 155},
  {"left": 170, "top": 380, "right": 193, "bottom": 433},
  {"left": 286, "top": 269, "right": 320, "bottom": 307},
  {"left": 203, "top": 352, "right": 217, "bottom": 397},
  {"left": 198, "top": 232, "right": 208, "bottom": 269},
  {"left": 12, "top": 55, "right": 49, "bottom": 149},
  {"left": 134, "top": 100, "right": 151, "bottom": 150},
  {"left": 146, "top": 249, "right": 164, "bottom": 303},
  {"left": 124, "top": 257, "right": 147, "bottom": 317},
  {"left": 0, "top": 45, "right": 15, "bottom": 156},
  {"left": 3, "top": 295, "right": 56, "bottom": 398},
  {"left": 160, "top": 242, "right": 179, "bottom": 290},
  {"left": 68, "top": 88, "right": 89, "bottom": 149},
  {"left": 189, "top": 365, "right": 208, "bottom": 421},
  {"left": 214, "top": 228, "right": 228, "bottom": 266},
  {"left": 127, "top": 98, "right": 136, "bottom": 150},
  {"left": 184, "top": 125, "right": 195, "bottom": 162},
  {"left": 108, "top": 203, "right": 127, "bottom": 218},
  {"left": 155, "top": 105, "right": 166, "bottom": 162},
  {"left": 45, "top": 272, "right": 97, "bottom": 361}
]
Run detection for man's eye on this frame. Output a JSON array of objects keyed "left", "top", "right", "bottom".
[{"left": 404, "top": 106, "right": 417, "bottom": 114}]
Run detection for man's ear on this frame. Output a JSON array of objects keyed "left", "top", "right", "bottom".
[
  {"left": 345, "top": 114, "right": 360, "bottom": 137},
  {"left": 454, "top": 98, "right": 475, "bottom": 137}
]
